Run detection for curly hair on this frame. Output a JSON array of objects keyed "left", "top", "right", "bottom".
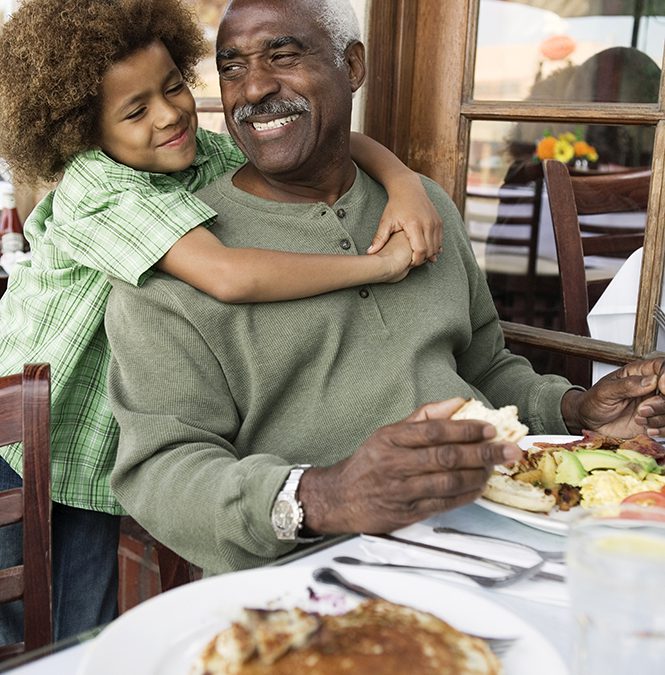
[{"left": 0, "top": 0, "right": 208, "bottom": 185}]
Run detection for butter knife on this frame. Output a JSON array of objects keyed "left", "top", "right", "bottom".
[
  {"left": 364, "top": 533, "right": 564, "bottom": 582},
  {"left": 363, "top": 533, "right": 543, "bottom": 575}
]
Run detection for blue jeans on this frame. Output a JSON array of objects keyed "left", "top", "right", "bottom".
[{"left": 0, "top": 457, "right": 120, "bottom": 645}]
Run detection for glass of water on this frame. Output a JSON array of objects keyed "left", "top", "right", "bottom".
[{"left": 567, "top": 504, "right": 665, "bottom": 675}]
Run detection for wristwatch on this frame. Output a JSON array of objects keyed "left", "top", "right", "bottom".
[{"left": 271, "top": 465, "right": 322, "bottom": 542}]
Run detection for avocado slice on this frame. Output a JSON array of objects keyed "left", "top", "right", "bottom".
[
  {"left": 554, "top": 450, "right": 588, "bottom": 487},
  {"left": 615, "top": 449, "right": 659, "bottom": 474},
  {"left": 573, "top": 450, "right": 629, "bottom": 472}
]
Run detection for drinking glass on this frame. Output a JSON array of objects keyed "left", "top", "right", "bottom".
[{"left": 567, "top": 504, "right": 665, "bottom": 675}]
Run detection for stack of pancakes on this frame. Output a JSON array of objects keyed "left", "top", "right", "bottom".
[{"left": 191, "top": 599, "right": 501, "bottom": 674}]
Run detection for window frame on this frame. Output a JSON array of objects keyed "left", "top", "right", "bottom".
[{"left": 364, "top": 0, "right": 665, "bottom": 368}]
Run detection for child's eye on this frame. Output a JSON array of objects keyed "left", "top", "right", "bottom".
[
  {"left": 125, "top": 107, "right": 146, "bottom": 121},
  {"left": 166, "top": 81, "right": 186, "bottom": 95}
]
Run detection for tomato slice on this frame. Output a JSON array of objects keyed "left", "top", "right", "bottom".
[
  {"left": 619, "top": 490, "right": 665, "bottom": 521},
  {"left": 621, "top": 491, "right": 665, "bottom": 508}
]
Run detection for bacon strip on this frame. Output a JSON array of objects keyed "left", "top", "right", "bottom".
[{"left": 533, "top": 430, "right": 665, "bottom": 465}]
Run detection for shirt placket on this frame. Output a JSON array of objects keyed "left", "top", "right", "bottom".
[{"left": 317, "top": 205, "right": 389, "bottom": 334}]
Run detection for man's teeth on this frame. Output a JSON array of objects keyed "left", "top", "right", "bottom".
[{"left": 251, "top": 114, "right": 299, "bottom": 131}]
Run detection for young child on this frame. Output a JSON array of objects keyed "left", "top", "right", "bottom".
[{"left": 0, "top": 0, "right": 442, "bottom": 643}]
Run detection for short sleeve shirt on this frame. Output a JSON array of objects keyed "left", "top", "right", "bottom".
[{"left": 0, "top": 128, "right": 245, "bottom": 513}]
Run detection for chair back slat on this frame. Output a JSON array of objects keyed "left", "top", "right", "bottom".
[
  {"left": 0, "top": 364, "right": 53, "bottom": 658},
  {"left": 0, "top": 488, "right": 23, "bottom": 526},
  {"left": 0, "top": 566, "right": 24, "bottom": 603},
  {"left": 543, "top": 160, "right": 649, "bottom": 387}
]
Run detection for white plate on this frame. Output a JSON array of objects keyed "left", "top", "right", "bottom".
[
  {"left": 476, "top": 434, "right": 583, "bottom": 536},
  {"left": 77, "top": 565, "right": 568, "bottom": 675}
]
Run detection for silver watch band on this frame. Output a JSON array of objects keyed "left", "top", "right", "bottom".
[{"left": 272, "top": 464, "right": 322, "bottom": 543}]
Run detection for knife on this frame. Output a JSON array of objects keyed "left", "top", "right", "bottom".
[{"left": 364, "top": 533, "right": 565, "bottom": 582}]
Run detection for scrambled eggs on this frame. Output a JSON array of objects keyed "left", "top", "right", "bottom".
[{"left": 580, "top": 471, "right": 665, "bottom": 508}]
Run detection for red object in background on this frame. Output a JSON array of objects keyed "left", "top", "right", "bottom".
[
  {"left": 0, "top": 183, "right": 27, "bottom": 254},
  {"left": 539, "top": 34, "right": 576, "bottom": 61}
]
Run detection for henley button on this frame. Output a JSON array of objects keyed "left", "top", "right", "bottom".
[
  {"left": 339, "top": 238, "right": 351, "bottom": 250},
  {"left": 336, "top": 208, "right": 346, "bottom": 218},
  {"left": 359, "top": 288, "right": 370, "bottom": 298}
]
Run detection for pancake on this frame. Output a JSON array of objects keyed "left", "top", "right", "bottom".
[{"left": 191, "top": 599, "right": 502, "bottom": 675}]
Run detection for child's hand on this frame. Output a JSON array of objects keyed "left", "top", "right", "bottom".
[
  {"left": 367, "top": 177, "right": 443, "bottom": 265},
  {"left": 374, "top": 231, "right": 412, "bottom": 283}
]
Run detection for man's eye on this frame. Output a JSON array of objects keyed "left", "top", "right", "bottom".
[
  {"left": 272, "top": 52, "right": 299, "bottom": 65},
  {"left": 220, "top": 63, "right": 244, "bottom": 80}
]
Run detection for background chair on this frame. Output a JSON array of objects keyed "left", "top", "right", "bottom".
[
  {"left": 0, "top": 364, "right": 52, "bottom": 660},
  {"left": 543, "top": 159, "right": 648, "bottom": 387}
]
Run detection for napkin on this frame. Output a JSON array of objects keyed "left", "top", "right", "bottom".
[
  {"left": 588, "top": 248, "right": 665, "bottom": 383},
  {"left": 359, "top": 522, "right": 568, "bottom": 607}
]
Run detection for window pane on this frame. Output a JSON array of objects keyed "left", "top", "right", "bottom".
[
  {"left": 185, "top": 0, "right": 228, "bottom": 101},
  {"left": 474, "top": 0, "right": 664, "bottom": 102},
  {"left": 465, "top": 119, "right": 652, "bottom": 373}
]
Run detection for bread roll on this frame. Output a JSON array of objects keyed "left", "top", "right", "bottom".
[{"left": 451, "top": 399, "right": 528, "bottom": 444}]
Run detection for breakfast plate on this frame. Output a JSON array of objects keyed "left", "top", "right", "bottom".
[
  {"left": 476, "top": 435, "right": 583, "bottom": 536},
  {"left": 475, "top": 497, "right": 577, "bottom": 535},
  {"left": 77, "top": 565, "right": 568, "bottom": 675}
]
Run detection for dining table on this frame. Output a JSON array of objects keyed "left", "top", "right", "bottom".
[{"left": 0, "top": 501, "right": 572, "bottom": 674}]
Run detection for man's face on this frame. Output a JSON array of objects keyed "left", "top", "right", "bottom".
[
  {"left": 97, "top": 40, "right": 198, "bottom": 174},
  {"left": 216, "top": 0, "right": 364, "bottom": 181}
]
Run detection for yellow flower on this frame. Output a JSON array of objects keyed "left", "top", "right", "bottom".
[
  {"left": 587, "top": 147, "right": 599, "bottom": 162},
  {"left": 536, "top": 136, "right": 557, "bottom": 160},
  {"left": 561, "top": 132, "right": 577, "bottom": 144},
  {"left": 553, "top": 139, "right": 575, "bottom": 163}
]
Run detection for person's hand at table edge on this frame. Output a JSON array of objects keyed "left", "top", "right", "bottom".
[
  {"left": 298, "top": 397, "right": 521, "bottom": 536},
  {"left": 561, "top": 357, "right": 665, "bottom": 438}
]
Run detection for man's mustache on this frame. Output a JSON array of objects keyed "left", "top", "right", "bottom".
[{"left": 233, "top": 97, "right": 311, "bottom": 125}]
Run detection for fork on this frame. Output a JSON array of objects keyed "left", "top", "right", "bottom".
[
  {"left": 331, "top": 555, "right": 542, "bottom": 588},
  {"left": 432, "top": 526, "right": 566, "bottom": 562},
  {"left": 312, "top": 566, "right": 518, "bottom": 657}
]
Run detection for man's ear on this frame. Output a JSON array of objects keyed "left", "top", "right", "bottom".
[{"left": 345, "top": 41, "right": 366, "bottom": 92}]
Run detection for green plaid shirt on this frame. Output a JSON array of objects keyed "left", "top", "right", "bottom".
[{"left": 0, "top": 128, "right": 245, "bottom": 514}]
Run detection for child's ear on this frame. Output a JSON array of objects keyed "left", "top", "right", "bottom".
[{"left": 345, "top": 41, "right": 366, "bottom": 93}]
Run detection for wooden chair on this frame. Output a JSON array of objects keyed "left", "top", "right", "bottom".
[
  {"left": 155, "top": 543, "right": 197, "bottom": 591},
  {"left": 119, "top": 516, "right": 198, "bottom": 597},
  {"left": 543, "top": 159, "right": 649, "bottom": 387},
  {"left": 0, "top": 364, "right": 52, "bottom": 660}
]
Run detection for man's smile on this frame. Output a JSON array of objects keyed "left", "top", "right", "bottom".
[{"left": 250, "top": 113, "right": 301, "bottom": 131}]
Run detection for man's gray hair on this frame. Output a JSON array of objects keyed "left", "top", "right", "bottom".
[{"left": 309, "top": 0, "right": 361, "bottom": 68}]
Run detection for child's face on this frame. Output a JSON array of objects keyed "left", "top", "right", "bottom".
[{"left": 97, "top": 40, "right": 198, "bottom": 174}]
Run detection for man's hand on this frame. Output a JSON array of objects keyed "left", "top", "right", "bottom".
[
  {"left": 298, "top": 398, "right": 521, "bottom": 535},
  {"left": 562, "top": 358, "right": 665, "bottom": 437},
  {"left": 367, "top": 174, "right": 443, "bottom": 266}
]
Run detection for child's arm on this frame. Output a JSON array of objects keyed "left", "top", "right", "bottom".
[
  {"left": 157, "top": 227, "right": 412, "bottom": 304},
  {"left": 349, "top": 132, "right": 443, "bottom": 265}
]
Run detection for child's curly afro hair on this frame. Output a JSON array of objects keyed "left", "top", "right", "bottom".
[{"left": 0, "top": 0, "right": 208, "bottom": 185}]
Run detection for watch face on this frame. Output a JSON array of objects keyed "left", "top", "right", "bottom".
[{"left": 273, "top": 499, "right": 296, "bottom": 532}]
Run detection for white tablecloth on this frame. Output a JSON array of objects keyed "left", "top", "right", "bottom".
[{"left": 1, "top": 504, "right": 570, "bottom": 673}]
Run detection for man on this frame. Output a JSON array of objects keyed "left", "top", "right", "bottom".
[{"left": 105, "top": 0, "right": 665, "bottom": 575}]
